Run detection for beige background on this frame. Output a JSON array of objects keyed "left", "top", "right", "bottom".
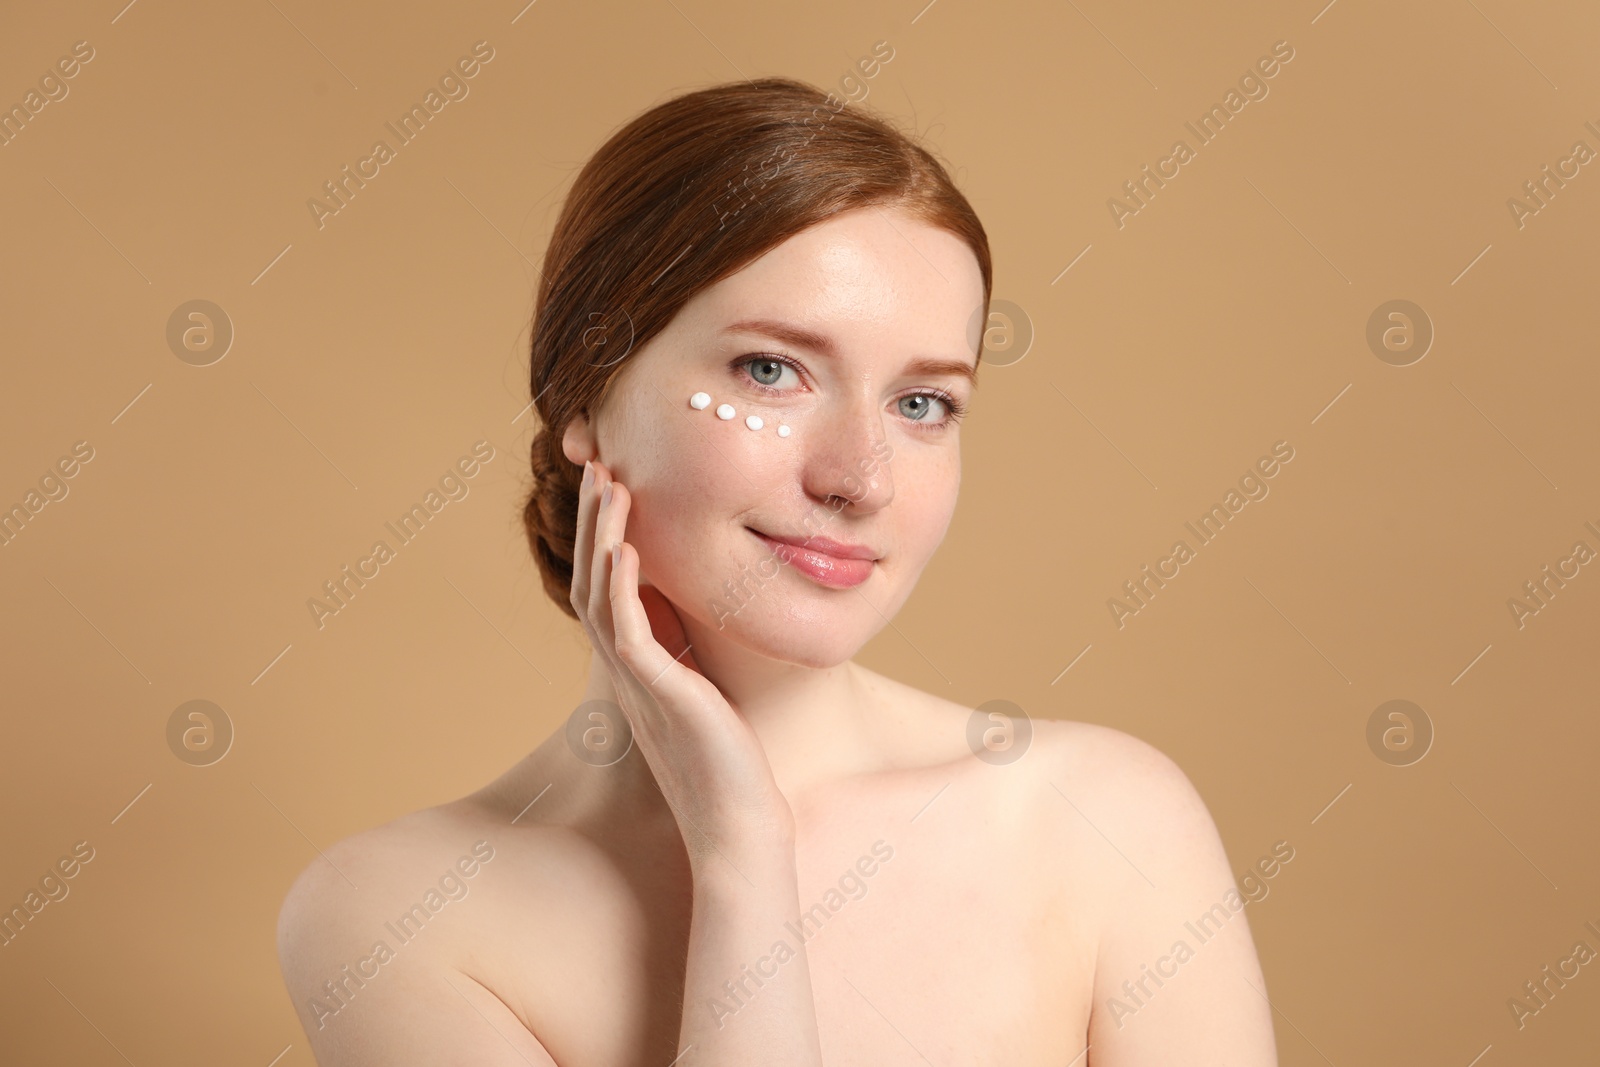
[{"left": 2, "top": 0, "right": 1597, "bottom": 1062}]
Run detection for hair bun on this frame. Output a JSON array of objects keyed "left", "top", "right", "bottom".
[{"left": 522, "top": 427, "right": 582, "bottom": 619}]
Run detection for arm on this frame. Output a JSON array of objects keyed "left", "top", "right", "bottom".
[
  {"left": 676, "top": 839, "right": 824, "bottom": 1062},
  {"left": 1076, "top": 728, "right": 1280, "bottom": 1066},
  {"left": 579, "top": 460, "right": 824, "bottom": 1062},
  {"left": 275, "top": 458, "right": 828, "bottom": 1065},
  {"left": 276, "top": 820, "right": 822, "bottom": 1067},
  {"left": 275, "top": 844, "right": 560, "bottom": 1067},
  {"left": 276, "top": 835, "right": 822, "bottom": 1067}
]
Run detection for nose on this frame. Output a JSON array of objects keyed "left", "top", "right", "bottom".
[{"left": 801, "top": 395, "right": 894, "bottom": 513}]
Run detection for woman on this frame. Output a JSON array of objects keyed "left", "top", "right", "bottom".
[{"left": 276, "top": 76, "right": 1278, "bottom": 1066}]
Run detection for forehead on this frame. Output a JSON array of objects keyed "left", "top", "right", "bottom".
[{"left": 683, "top": 206, "right": 984, "bottom": 350}]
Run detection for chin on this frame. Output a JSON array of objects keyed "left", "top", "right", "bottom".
[
  {"left": 668, "top": 572, "right": 883, "bottom": 668},
  {"left": 717, "top": 613, "right": 868, "bottom": 668}
]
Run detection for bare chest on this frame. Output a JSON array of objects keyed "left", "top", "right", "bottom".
[{"left": 467, "top": 777, "right": 1100, "bottom": 1065}]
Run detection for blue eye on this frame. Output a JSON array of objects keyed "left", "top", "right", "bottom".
[
  {"left": 744, "top": 356, "right": 793, "bottom": 388},
  {"left": 898, "top": 395, "right": 945, "bottom": 421},
  {"left": 730, "top": 351, "right": 969, "bottom": 430}
]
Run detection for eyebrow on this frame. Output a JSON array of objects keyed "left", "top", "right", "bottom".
[{"left": 721, "top": 318, "right": 980, "bottom": 387}]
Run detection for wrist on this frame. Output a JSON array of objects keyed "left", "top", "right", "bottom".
[
  {"left": 678, "top": 800, "right": 794, "bottom": 861},
  {"left": 687, "top": 828, "right": 798, "bottom": 892}
]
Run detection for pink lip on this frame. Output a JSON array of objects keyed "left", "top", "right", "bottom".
[{"left": 748, "top": 528, "right": 878, "bottom": 589}]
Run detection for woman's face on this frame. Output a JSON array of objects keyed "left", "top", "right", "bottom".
[{"left": 563, "top": 204, "right": 985, "bottom": 668}]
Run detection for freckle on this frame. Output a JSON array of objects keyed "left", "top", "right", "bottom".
[
  {"left": 778, "top": 425, "right": 791, "bottom": 438},
  {"left": 689, "top": 391, "right": 711, "bottom": 410},
  {"left": 745, "top": 415, "right": 763, "bottom": 430},
  {"left": 715, "top": 403, "right": 736, "bottom": 420}
]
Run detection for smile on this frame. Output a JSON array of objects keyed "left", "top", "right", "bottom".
[{"left": 747, "top": 528, "right": 877, "bottom": 590}]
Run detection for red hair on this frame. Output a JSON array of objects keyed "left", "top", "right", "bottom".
[{"left": 523, "top": 76, "right": 992, "bottom": 619}]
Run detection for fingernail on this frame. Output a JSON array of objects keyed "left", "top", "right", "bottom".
[
  {"left": 582, "top": 460, "right": 594, "bottom": 488},
  {"left": 601, "top": 481, "right": 613, "bottom": 507},
  {"left": 611, "top": 542, "right": 621, "bottom": 566}
]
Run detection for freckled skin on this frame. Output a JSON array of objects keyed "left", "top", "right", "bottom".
[{"left": 568, "top": 205, "right": 976, "bottom": 668}]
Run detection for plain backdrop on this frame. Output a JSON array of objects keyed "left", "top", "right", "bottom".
[{"left": 1, "top": 0, "right": 1597, "bottom": 1063}]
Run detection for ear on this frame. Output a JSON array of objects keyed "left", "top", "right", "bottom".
[{"left": 561, "top": 411, "right": 597, "bottom": 466}]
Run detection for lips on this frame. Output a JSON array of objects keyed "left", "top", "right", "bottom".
[{"left": 747, "top": 527, "right": 878, "bottom": 589}]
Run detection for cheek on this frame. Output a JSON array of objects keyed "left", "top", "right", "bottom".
[
  {"left": 664, "top": 389, "right": 807, "bottom": 504},
  {"left": 631, "top": 392, "right": 799, "bottom": 501},
  {"left": 883, "top": 446, "right": 959, "bottom": 558},
  {"left": 617, "top": 405, "right": 771, "bottom": 583},
  {"left": 702, "top": 396, "right": 802, "bottom": 470},
  {"left": 910, "top": 475, "right": 959, "bottom": 550}
]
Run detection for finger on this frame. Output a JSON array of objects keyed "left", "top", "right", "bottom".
[
  {"left": 576, "top": 459, "right": 623, "bottom": 668},
  {"left": 594, "top": 489, "right": 698, "bottom": 698},
  {"left": 568, "top": 459, "right": 599, "bottom": 619},
  {"left": 586, "top": 468, "right": 629, "bottom": 667},
  {"left": 609, "top": 538, "right": 692, "bottom": 705},
  {"left": 576, "top": 469, "right": 665, "bottom": 746},
  {"left": 595, "top": 522, "right": 677, "bottom": 733}
]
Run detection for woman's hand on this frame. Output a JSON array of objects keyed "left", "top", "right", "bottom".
[
  {"left": 570, "top": 459, "right": 795, "bottom": 870},
  {"left": 570, "top": 458, "right": 825, "bottom": 1064}
]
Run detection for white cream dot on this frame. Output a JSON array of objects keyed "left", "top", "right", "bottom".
[
  {"left": 777, "top": 424, "right": 791, "bottom": 438},
  {"left": 715, "top": 403, "right": 736, "bottom": 420},
  {"left": 745, "top": 415, "right": 763, "bottom": 430},
  {"left": 689, "top": 391, "right": 711, "bottom": 410}
]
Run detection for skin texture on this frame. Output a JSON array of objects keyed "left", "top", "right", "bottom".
[
  {"left": 275, "top": 206, "right": 1280, "bottom": 1066},
  {"left": 568, "top": 202, "right": 968, "bottom": 692}
]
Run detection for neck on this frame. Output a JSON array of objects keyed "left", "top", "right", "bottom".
[{"left": 577, "top": 627, "right": 882, "bottom": 805}]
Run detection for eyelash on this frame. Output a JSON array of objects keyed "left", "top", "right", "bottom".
[{"left": 731, "top": 352, "right": 969, "bottom": 429}]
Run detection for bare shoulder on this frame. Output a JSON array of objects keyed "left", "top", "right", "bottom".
[
  {"left": 1017, "top": 716, "right": 1238, "bottom": 906},
  {"left": 875, "top": 674, "right": 1219, "bottom": 868},
  {"left": 274, "top": 798, "right": 556, "bottom": 1065},
  {"left": 1035, "top": 718, "right": 1207, "bottom": 820},
  {"left": 275, "top": 800, "right": 488, "bottom": 949},
  {"left": 1014, "top": 720, "right": 1279, "bottom": 1062},
  {"left": 273, "top": 799, "right": 489, "bottom": 996},
  {"left": 881, "top": 679, "right": 1232, "bottom": 894},
  {"left": 885, "top": 669, "right": 1201, "bottom": 817}
]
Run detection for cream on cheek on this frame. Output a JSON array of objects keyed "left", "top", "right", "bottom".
[
  {"left": 689, "top": 391, "right": 793, "bottom": 438},
  {"left": 610, "top": 391, "right": 770, "bottom": 606},
  {"left": 683, "top": 389, "right": 814, "bottom": 505},
  {"left": 652, "top": 389, "right": 928, "bottom": 649}
]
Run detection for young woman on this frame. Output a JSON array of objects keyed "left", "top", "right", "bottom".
[{"left": 277, "top": 76, "right": 1279, "bottom": 1066}]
